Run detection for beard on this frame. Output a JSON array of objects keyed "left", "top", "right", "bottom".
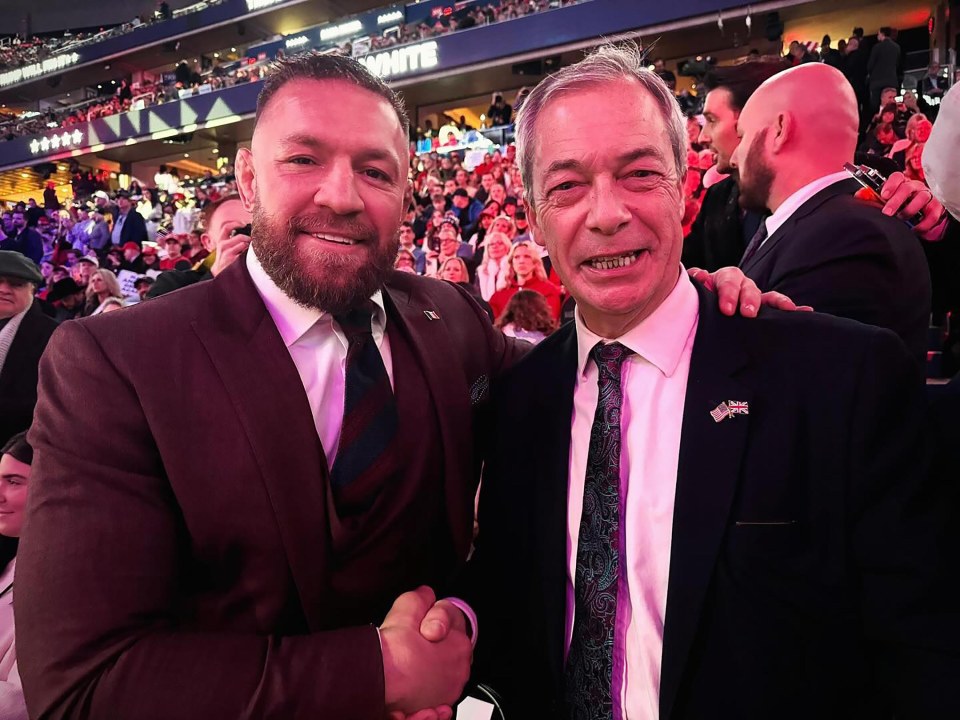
[
  {"left": 737, "top": 128, "right": 775, "bottom": 213},
  {"left": 251, "top": 200, "right": 398, "bottom": 315}
]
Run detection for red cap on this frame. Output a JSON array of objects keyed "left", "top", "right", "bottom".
[{"left": 121, "top": 242, "right": 140, "bottom": 252}]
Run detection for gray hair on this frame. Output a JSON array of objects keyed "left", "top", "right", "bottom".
[{"left": 515, "top": 42, "right": 688, "bottom": 208}]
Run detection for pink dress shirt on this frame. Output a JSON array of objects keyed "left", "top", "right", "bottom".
[{"left": 567, "top": 268, "right": 699, "bottom": 720}]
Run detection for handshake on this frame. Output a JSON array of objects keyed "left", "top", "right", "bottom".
[{"left": 380, "top": 586, "right": 473, "bottom": 720}]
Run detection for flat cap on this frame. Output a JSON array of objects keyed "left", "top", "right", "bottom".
[{"left": 0, "top": 251, "right": 42, "bottom": 284}]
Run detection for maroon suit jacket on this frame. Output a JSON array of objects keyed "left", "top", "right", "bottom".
[{"left": 17, "top": 258, "right": 523, "bottom": 719}]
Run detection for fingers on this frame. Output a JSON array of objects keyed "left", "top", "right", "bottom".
[
  {"left": 686, "top": 267, "right": 709, "bottom": 287},
  {"left": 419, "top": 600, "right": 466, "bottom": 642},
  {"left": 712, "top": 267, "right": 758, "bottom": 317},
  {"left": 383, "top": 586, "right": 437, "bottom": 628},
  {"left": 759, "top": 291, "right": 797, "bottom": 311},
  {"left": 879, "top": 172, "right": 906, "bottom": 206}
]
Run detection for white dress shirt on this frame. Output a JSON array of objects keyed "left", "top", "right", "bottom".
[
  {"left": 567, "top": 269, "right": 699, "bottom": 720},
  {"left": 245, "top": 247, "right": 393, "bottom": 464},
  {"left": 763, "top": 171, "right": 852, "bottom": 242}
]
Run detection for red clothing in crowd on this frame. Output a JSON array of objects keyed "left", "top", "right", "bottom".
[{"left": 489, "top": 277, "right": 562, "bottom": 323}]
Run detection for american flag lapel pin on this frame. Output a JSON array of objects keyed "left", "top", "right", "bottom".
[
  {"left": 710, "top": 402, "right": 732, "bottom": 423},
  {"left": 424, "top": 310, "right": 440, "bottom": 321},
  {"left": 728, "top": 400, "right": 750, "bottom": 416}
]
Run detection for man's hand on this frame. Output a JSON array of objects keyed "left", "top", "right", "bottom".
[
  {"left": 381, "top": 587, "right": 471, "bottom": 720},
  {"left": 879, "top": 172, "right": 948, "bottom": 241},
  {"left": 688, "top": 266, "right": 812, "bottom": 317},
  {"left": 210, "top": 232, "right": 250, "bottom": 277}
]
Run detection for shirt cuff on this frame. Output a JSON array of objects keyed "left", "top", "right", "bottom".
[{"left": 445, "top": 597, "right": 478, "bottom": 648}]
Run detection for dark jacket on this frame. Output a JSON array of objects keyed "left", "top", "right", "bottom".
[
  {"left": 867, "top": 37, "right": 901, "bottom": 90},
  {"left": 741, "top": 178, "right": 931, "bottom": 363},
  {"left": 114, "top": 209, "right": 148, "bottom": 247},
  {"left": 0, "top": 300, "right": 57, "bottom": 445},
  {"left": 842, "top": 48, "right": 870, "bottom": 99},
  {"left": 470, "top": 282, "right": 959, "bottom": 719},
  {"left": 0, "top": 228, "right": 44, "bottom": 265},
  {"left": 681, "top": 177, "right": 763, "bottom": 272},
  {"left": 145, "top": 266, "right": 212, "bottom": 299}
]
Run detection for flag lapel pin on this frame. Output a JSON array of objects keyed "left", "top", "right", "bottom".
[
  {"left": 710, "top": 402, "right": 732, "bottom": 423},
  {"left": 727, "top": 400, "right": 750, "bottom": 416},
  {"left": 424, "top": 310, "right": 440, "bottom": 321}
]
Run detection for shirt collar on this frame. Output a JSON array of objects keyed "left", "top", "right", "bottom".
[
  {"left": 246, "top": 244, "right": 387, "bottom": 348},
  {"left": 574, "top": 265, "right": 699, "bottom": 379},
  {"left": 764, "top": 170, "right": 851, "bottom": 239}
]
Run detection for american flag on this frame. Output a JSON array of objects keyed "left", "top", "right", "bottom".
[
  {"left": 728, "top": 401, "right": 749, "bottom": 415},
  {"left": 710, "top": 402, "right": 731, "bottom": 423}
]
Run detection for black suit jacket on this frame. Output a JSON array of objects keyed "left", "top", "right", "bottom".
[
  {"left": 741, "top": 178, "right": 931, "bottom": 363},
  {"left": 470, "top": 281, "right": 959, "bottom": 719},
  {"left": 681, "top": 177, "right": 761, "bottom": 271},
  {"left": 117, "top": 209, "right": 148, "bottom": 247},
  {"left": 0, "top": 300, "right": 57, "bottom": 445},
  {"left": 17, "top": 258, "right": 525, "bottom": 719},
  {"left": 867, "top": 38, "right": 901, "bottom": 90}
]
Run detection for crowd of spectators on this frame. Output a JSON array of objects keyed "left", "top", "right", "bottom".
[
  {"left": 0, "top": 1, "right": 218, "bottom": 73},
  {"left": 1, "top": 0, "right": 583, "bottom": 143}
]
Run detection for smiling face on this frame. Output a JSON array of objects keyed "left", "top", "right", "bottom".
[
  {"left": 0, "top": 453, "right": 29, "bottom": 538},
  {"left": 236, "top": 78, "right": 406, "bottom": 314},
  {"left": 526, "top": 78, "right": 684, "bottom": 336}
]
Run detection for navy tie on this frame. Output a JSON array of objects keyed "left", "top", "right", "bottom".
[
  {"left": 738, "top": 221, "right": 768, "bottom": 268},
  {"left": 565, "top": 341, "right": 633, "bottom": 720},
  {"left": 329, "top": 301, "right": 399, "bottom": 514}
]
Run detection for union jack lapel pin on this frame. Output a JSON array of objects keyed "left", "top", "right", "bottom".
[
  {"left": 728, "top": 400, "right": 750, "bottom": 416},
  {"left": 424, "top": 310, "right": 440, "bottom": 321},
  {"left": 710, "top": 402, "right": 732, "bottom": 423}
]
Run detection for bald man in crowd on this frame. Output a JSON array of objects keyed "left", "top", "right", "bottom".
[{"left": 731, "top": 62, "right": 930, "bottom": 362}]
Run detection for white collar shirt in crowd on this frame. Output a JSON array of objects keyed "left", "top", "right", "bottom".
[
  {"left": 762, "top": 170, "right": 851, "bottom": 243},
  {"left": 567, "top": 268, "right": 699, "bottom": 720},
  {"left": 0, "top": 558, "right": 26, "bottom": 720},
  {"left": 245, "top": 245, "right": 393, "bottom": 465}
]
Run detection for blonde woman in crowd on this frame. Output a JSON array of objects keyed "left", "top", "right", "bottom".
[{"left": 82, "top": 269, "right": 124, "bottom": 317}]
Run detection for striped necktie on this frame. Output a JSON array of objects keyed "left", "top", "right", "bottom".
[
  {"left": 565, "top": 341, "right": 634, "bottom": 720},
  {"left": 329, "top": 300, "right": 399, "bottom": 514}
]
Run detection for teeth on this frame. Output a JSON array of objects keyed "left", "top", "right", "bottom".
[
  {"left": 589, "top": 251, "right": 641, "bottom": 270},
  {"left": 312, "top": 233, "right": 358, "bottom": 245}
]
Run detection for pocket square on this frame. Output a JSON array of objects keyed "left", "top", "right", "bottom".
[{"left": 470, "top": 375, "right": 490, "bottom": 405}]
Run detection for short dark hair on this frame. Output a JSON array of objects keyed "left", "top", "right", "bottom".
[
  {"left": 200, "top": 193, "right": 242, "bottom": 232},
  {"left": 255, "top": 52, "right": 409, "bottom": 135},
  {"left": 879, "top": 27, "right": 893, "bottom": 37},
  {"left": 702, "top": 62, "right": 784, "bottom": 113},
  {"left": 2, "top": 431, "right": 32, "bottom": 466}
]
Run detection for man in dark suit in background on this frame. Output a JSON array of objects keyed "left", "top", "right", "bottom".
[
  {"left": 467, "top": 44, "right": 959, "bottom": 720},
  {"left": 731, "top": 61, "right": 930, "bottom": 362},
  {"left": 842, "top": 36, "right": 870, "bottom": 128},
  {"left": 682, "top": 62, "right": 782, "bottom": 271},
  {"left": 867, "top": 26, "right": 901, "bottom": 114},
  {"left": 0, "top": 211, "right": 43, "bottom": 265},
  {"left": 0, "top": 251, "right": 57, "bottom": 447},
  {"left": 109, "top": 190, "right": 148, "bottom": 248},
  {"left": 17, "top": 54, "right": 506, "bottom": 720}
]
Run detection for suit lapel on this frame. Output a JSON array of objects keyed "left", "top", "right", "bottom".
[
  {"left": 530, "top": 324, "right": 579, "bottom": 695},
  {"left": 741, "top": 178, "right": 862, "bottom": 273},
  {"left": 191, "top": 259, "right": 334, "bottom": 631},
  {"left": 382, "top": 278, "right": 476, "bottom": 561},
  {"left": 660, "top": 285, "right": 752, "bottom": 719}
]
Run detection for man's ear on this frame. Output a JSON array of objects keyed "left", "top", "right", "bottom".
[
  {"left": 771, "top": 112, "right": 793, "bottom": 154},
  {"left": 235, "top": 148, "right": 257, "bottom": 212},
  {"left": 200, "top": 232, "right": 215, "bottom": 253}
]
